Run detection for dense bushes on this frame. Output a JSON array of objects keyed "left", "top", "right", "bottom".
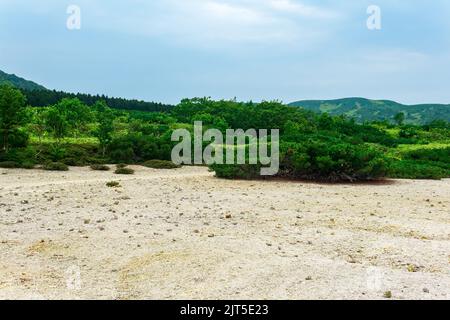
[
  {"left": 0, "top": 161, "right": 19, "bottom": 168},
  {"left": 107, "top": 133, "right": 173, "bottom": 163},
  {"left": 1, "top": 87, "right": 449, "bottom": 181},
  {"left": 388, "top": 160, "right": 449, "bottom": 180},
  {"left": 210, "top": 140, "right": 389, "bottom": 182},
  {"left": 0, "top": 160, "right": 34, "bottom": 169},
  {"left": 403, "top": 147, "right": 450, "bottom": 164},
  {"left": 280, "top": 141, "right": 388, "bottom": 181},
  {"left": 210, "top": 163, "right": 261, "bottom": 180}
]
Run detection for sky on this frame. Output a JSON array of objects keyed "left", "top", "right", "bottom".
[{"left": 0, "top": 0, "right": 449, "bottom": 105}]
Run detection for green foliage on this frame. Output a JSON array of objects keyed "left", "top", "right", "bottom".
[
  {"left": 44, "top": 106, "right": 69, "bottom": 141},
  {"left": 114, "top": 167, "right": 135, "bottom": 175},
  {"left": 108, "top": 133, "right": 173, "bottom": 163},
  {"left": 43, "top": 162, "right": 69, "bottom": 171},
  {"left": 93, "top": 101, "right": 115, "bottom": 155},
  {"left": 7, "top": 129, "right": 29, "bottom": 148},
  {"left": 0, "top": 161, "right": 19, "bottom": 168},
  {"left": 106, "top": 181, "right": 121, "bottom": 188},
  {"left": 91, "top": 164, "right": 110, "bottom": 171},
  {"left": 388, "top": 160, "right": 448, "bottom": 180},
  {"left": 21, "top": 161, "right": 35, "bottom": 169},
  {"left": 210, "top": 140, "right": 388, "bottom": 182},
  {"left": 44, "top": 98, "right": 93, "bottom": 141},
  {"left": 403, "top": 147, "right": 450, "bottom": 164},
  {"left": 0, "top": 84, "right": 449, "bottom": 182},
  {"left": 281, "top": 141, "right": 388, "bottom": 181},
  {"left": 142, "top": 160, "right": 181, "bottom": 169},
  {"left": 394, "top": 112, "right": 405, "bottom": 125},
  {"left": 210, "top": 163, "right": 261, "bottom": 180},
  {"left": 22, "top": 88, "right": 173, "bottom": 112},
  {"left": 0, "top": 84, "right": 27, "bottom": 151}
]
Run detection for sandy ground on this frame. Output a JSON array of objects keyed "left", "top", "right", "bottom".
[{"left": 0, "top": 166, "right": 448, "bottom": 300}]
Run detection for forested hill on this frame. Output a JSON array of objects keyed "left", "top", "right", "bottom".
[
  {"left": 0, "top": 69, "right": 174, "bottom": 112},
  {"left": 22, "top": 89, "right": 174, "bottom": 112},
  {"left": 0, "top": 70, "right": 46, "bottom": 91},
  {"left": 289, "top": 98, "right": 450, "bottom": 125}
]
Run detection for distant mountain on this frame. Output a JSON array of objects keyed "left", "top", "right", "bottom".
[
  {"left": 0, "top": 70, "right": 47, "bottom": 91},
  {"left": 289, "top": 98, "right": 450, "bottom": 125}
]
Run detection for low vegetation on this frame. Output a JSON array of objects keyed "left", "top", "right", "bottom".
[
  {"left": 0, "top": 84, "right": 449, "bottom": 181},
  {"left": 90, "top": 164, "right": 110, "bottom": 171},
  {"left": 0, "top": 161, "right": 19, "bottom": 168},
  {"left": 43, "top": 162, "right": 69, "bottom": 171},
  {"left": 106, "top": 181, "right": 120, "bottom": 188},
  {"left": 114, "top": 164, "right": 135, "bottom": 175},
  {"left": 142, "top": 159, "right": 181, "bottom": 169}
]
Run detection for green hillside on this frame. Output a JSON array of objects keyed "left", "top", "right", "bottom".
[
  {"left": 289, "top": 98, "right": 450, "bottom": 125},
  {"left": 0, "top": 70, "right": 46, "bottom": 91},
  {"left": 0, "top": 69, "right": 173, "bottom": 112}
]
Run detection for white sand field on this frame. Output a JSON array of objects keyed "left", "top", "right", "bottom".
[{"left": 0, "top": 166, "right": 448, "bottom": 300}]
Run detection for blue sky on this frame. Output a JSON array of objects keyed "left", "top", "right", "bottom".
[{"left": 1, "top": 0, "right": 449, "bottom": 104}]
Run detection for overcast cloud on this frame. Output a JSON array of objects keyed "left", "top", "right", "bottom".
[{"left": 0, "top": 0, "right": 449, "bottom": 104}]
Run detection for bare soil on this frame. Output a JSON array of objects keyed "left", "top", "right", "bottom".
[{"left": 0, "top": 166, "right": 449, "bottom": 300}]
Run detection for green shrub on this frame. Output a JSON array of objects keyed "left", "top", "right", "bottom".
[
  {"left": 114, "top": 167, "right": 134, "bottom": 175},
  {"left": 142, "top": 160, "right": 181, "bottom": 169},
  {"left": 388, "top": 160, "right": 448, "bottom": 180},
  {"left": 210, "top": 163, "right": 261, "bottom": 179},
  {"left": 107, "top": 133, "right": 173, "bottom": 163},
  {"left": 91, "top": 164, "right": 110, "bottom": 171},
  {"left": 403, "top": 147, "right": 450, "bottom": 164},
  {"left": 0, "top": 161, "right": 19, "bottom": 168},
  {"left": 33, "top": 143, "right": 102, "bottom": 165},
  {"left": 106, "top": 181, "right": 121, "bottom": 187},
  {"left": 43, "top": 162, "right": 69, "bottom": 171},
  {"left": 116, "top": 163, "right": 128, "bottom": 169},
  {"left": 6, "top": 129, "right": 29, "bottom": 149},
  {"left": 21, "top": 161, "right": 35, "bottom": 169},
  {"left": 210, "top": 140, "right": 389, "bottom": 182},
  {"left": 62, "top": 157, "right": 86, "bottom": 166}
]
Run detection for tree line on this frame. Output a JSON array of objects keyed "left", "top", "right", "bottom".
[
  {"left": 1, "top": 84, "right": 449, "bottom": 181},
  {"left": 22, "top": 88, "right": 174, "bottom": 112}
]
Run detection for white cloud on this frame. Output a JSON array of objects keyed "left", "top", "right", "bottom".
[
  {"left": 267, "top": 0, "right": 337, "bottom": 18},
  {"left": 85, "top": 0, "right": 340, "bottom": 48}
]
